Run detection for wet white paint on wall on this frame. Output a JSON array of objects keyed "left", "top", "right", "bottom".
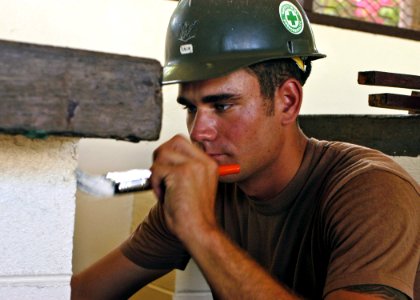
[{"left": 0, "top": 135, "right": 79, "bottom": 299}]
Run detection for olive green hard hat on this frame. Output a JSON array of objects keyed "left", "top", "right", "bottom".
[{"left": 163, "top": 0, "right": 326, "bottom": 85}]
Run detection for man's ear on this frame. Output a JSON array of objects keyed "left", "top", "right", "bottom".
[{"left": 275, "top": 78, "right": 303, "bottom": 125}]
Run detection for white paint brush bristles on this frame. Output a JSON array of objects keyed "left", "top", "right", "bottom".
[{"left": 75, "top": 169, "right": 116, "bottom": 197}]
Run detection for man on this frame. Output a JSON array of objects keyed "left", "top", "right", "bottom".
[{"left": 71, "top": 0, "right": 419, "bottom": 299}]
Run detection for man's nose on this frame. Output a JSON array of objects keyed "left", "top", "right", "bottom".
[{"left": 189, "top": 110, "right": 217, "bottom": 143}]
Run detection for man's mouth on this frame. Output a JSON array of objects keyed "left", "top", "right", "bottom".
[
  {"left": 200, "top": 144, "right": 232, "bottom": 162},
  {"left": 207, "top": 153, "right": 232, "bottom": 165},
  {"left": 207, "top": 153, "right": 225, "bottom": 159}
]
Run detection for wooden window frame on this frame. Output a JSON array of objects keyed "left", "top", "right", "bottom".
[{"left": 303, "top": 0, "right": 420, "bottom": 41}]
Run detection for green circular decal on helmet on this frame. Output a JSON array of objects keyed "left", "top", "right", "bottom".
[{"left": 279, "top": 1, "right": 304, "bottom": 35}]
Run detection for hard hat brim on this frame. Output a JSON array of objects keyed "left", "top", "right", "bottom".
[{"left": 162, "top": 52, "right": 326, "bottom": 85}]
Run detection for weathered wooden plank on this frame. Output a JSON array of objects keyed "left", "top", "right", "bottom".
[
  {"left": 369, "top": 93, "right": 420, "bottom": 111},
  {"left": 0, "top": 39, "right": 162, "bottom": 142},
  {"left": 358, "top": 71, "right": 420, "bottom": 89},
  {"left": 298, "top": 115, "right": 420, "bottom": 157},
  {"left": 411, "top": 92, "right": 420, "bottom": 114}
]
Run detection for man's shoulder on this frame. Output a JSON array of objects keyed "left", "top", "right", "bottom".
[
  {"left": 314, "top": 138, "right": 389, "bottom": 161},
  {"left": 307, "top": 139, "right": 419, "bottom": 203},
  {"left": 314, "top": 139, "right": 415, "bottom": 184}
]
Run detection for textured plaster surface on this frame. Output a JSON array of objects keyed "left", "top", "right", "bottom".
[{"left": 0, "top": 135, "right": 78, "bottom": 299}]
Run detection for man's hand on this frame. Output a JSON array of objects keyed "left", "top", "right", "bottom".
[
  {"left": 150, "top": 134, "right": 220, "bottom": 243},
  {"left": 149, "top": 135, "right": 300, "bottom": 300}
]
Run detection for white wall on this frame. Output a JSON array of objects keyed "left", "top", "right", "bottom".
[
  {"left": 0, "top": 136, "right": 78, "bottom": 299},
  {"left": 303, "top": 25, "right": 420, "bottom": 114},
  {"left": 0, "top": 1, "right": 418, "bottom": 299}
]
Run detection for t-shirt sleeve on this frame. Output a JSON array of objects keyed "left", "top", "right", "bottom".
[
  {"left": 121, "top": 202, "right": 191, "bottom": 270},
  {"left": 322, "top": 170, "right": 420, "bottom": 299}
]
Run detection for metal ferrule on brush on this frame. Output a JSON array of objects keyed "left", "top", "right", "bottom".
[
  {"left": 115, "top": 178, "right": 151, "bottom": 193},
  {"left": 106, "top": 169, "right": 152, "bottom": 194}
]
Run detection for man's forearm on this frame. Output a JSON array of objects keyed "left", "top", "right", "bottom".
[
  {"left": 184, "top": 227, "right": 301, "bottom": 300},
  {"left": 71, "top": 248, "right": 170, "bottom": 300}
]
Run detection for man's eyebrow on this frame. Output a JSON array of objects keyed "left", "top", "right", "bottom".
[
  {"left": 177, "top": 93, "right": 238, "bottom": 105},
  {"left": 176, "top": 96, "right": 190, "bottom": 106},
  {"left": 202, "top": 93, "right": 238, "bottom": 103}
]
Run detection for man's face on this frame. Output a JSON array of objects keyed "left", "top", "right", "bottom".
[{"left": 177, "top": 69, "right": 286, "bottom": 183}]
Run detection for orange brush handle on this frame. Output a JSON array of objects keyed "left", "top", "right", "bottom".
[{"left": 218, "top": 164, "right": 240, "bottom": 176}]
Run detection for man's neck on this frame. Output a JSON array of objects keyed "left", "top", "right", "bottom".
[{"left": 238, "top": 130, "right": 308, "bottom": 201}]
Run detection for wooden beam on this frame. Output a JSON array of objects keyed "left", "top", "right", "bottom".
[
  {"left": 369, "top": 93, "right": 420, "bottom": 111},
  {"left": 358, "top": 71, "right": 420, "bottom": 90},
  {"left": 306, "top": 12, "right": 420, "bottom": 42},
  {"left": 298, "top": 115, "right": 420, "bottom": 157},
  {"left": 0, "top": 39, "right": 162, "bottom": 142}
]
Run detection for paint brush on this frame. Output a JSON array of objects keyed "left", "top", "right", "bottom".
[{"left": 76, "top": 164, "right": 240, "bottom": 197}]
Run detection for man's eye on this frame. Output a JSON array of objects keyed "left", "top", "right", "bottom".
[
  {"left": 182, "top": 105, "right": 196, "bottom": 113},
  {"left": 214, "top": 103, "right": 232, "bottom": 112}
]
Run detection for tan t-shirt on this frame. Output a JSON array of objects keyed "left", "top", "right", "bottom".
[{"left": 122, "top": 139, "right": 420, "bottom": 299}]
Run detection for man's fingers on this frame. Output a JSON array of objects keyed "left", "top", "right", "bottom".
[
  {"left": 153, "top": 135, "right": 208, "bottom": 163},
  {"left": 150, "top": 134, "right": 219, "bottom": 207}
]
